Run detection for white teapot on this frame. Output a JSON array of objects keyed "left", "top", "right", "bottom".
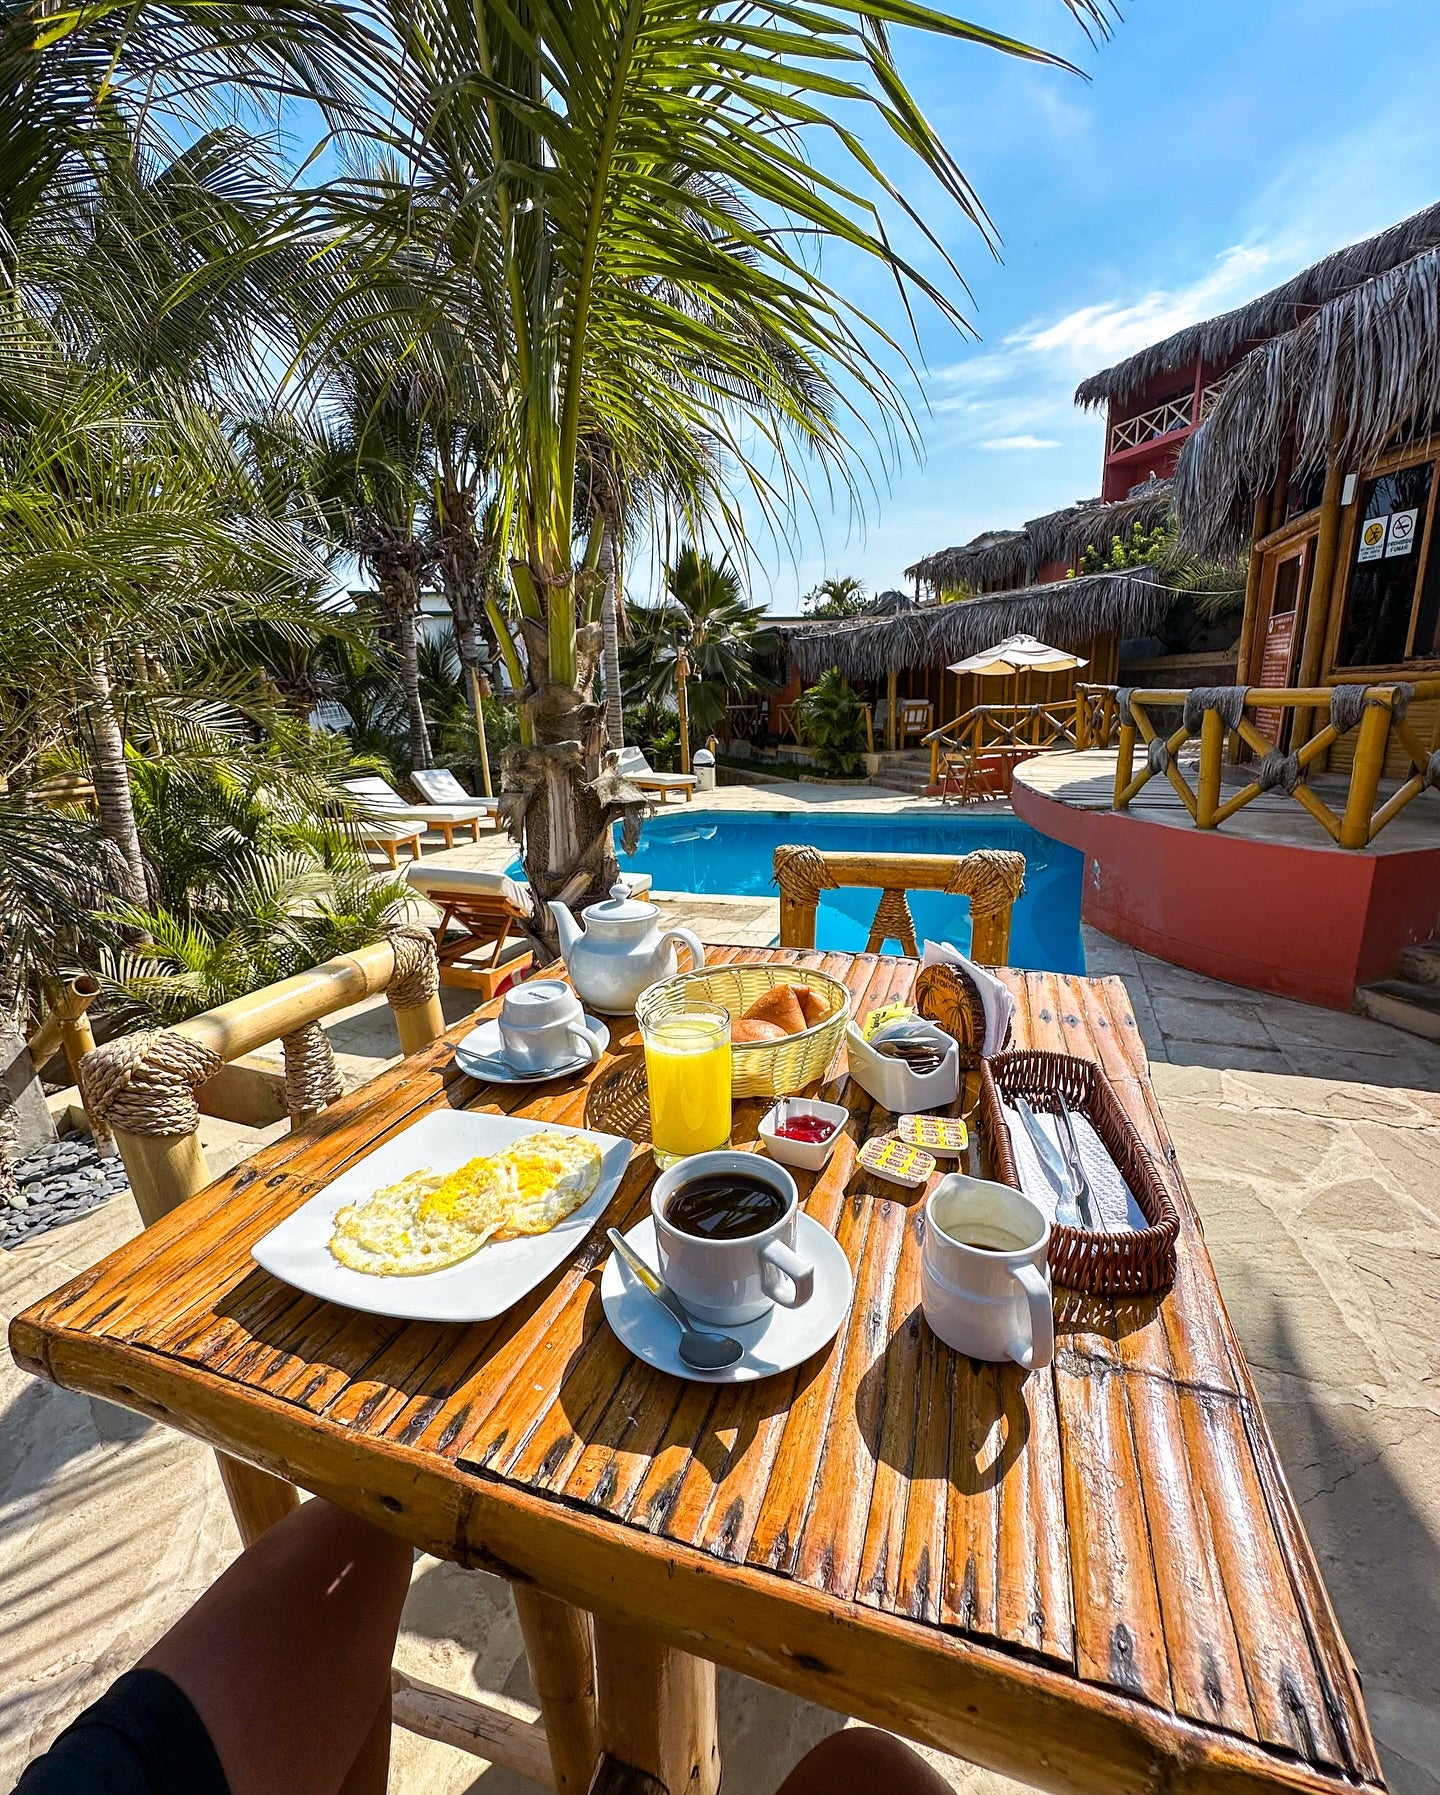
[{"left": 549, "top": 884, "right": 704, "bottom": 1015}]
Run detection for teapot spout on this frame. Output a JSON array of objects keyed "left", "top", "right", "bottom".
[{"left": 548, "top": 900, "right": 582, "bottom": 959}]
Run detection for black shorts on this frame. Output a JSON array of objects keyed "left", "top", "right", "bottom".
[{"left": 15, "top": 1669, "right": 230, "bottom": 1795}]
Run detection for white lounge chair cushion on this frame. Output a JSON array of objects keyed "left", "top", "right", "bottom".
[
  {"left": 615, "top": 746, "right": 696, "bottom": 788},
  {"left": 412, "top": 768, "right": 499, "bottom": 810},
  {"left": 404, "top": 865, "right": 653, "bottom": 913},
  {"left": 342, "top": 776, "right": 492, "bottom": 827}
]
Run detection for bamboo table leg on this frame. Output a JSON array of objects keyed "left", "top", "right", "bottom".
[
  {"left": 516, "top": 1587, "right": 600, "bottom": 1795},
  {"left": 593, "top": 1617, "right": 720, "bottom": 1795},
  {"left": 216, "top": 1456, "right": 300, "bottom": 1548}
]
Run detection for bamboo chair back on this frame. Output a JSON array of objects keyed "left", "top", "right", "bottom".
[{"left": 773, "top": 844, "right": 1025, "bottom": 965}]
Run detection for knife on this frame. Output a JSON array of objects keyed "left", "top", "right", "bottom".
[
  {"left": 1013, "top": 1097, "right": 1083, "bottom": 1230},
  {"left": 1055, "top": 1095, "right": 1098, "bottom": 1230}
]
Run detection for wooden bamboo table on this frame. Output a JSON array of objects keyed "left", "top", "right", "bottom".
[{"left": 11, "top": 947, "right": 1381, "bottom": 1795}]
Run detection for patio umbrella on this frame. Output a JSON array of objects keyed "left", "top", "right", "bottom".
[{"left": 947, "top": 634, "right": 1089, "bottom": 742}]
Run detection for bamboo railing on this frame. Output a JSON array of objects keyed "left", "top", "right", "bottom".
[
  {"left": 1074, "top": 683, "right": 1122, "bottom": 750},
  {"left": 1111, "top": 680, "right": 1440, "bottom": 848},
  {"left": 924, "top": 699, "right": 1080, "bottom": 790}
]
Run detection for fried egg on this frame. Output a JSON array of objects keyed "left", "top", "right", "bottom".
[{"left": 328, "top": 1131, "right": 603, "bottom": 1277}]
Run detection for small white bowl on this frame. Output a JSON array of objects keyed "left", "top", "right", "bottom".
[{"left": 757, "top": 1097, "right": 849, "bottom": 1171}]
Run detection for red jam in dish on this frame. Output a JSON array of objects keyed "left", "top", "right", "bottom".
[{"left": 774, "top": 1113, "right": 837, "bottom": 1143}]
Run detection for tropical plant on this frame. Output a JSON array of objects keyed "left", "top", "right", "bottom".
[
  {"left": 803, "top": 575, "right": 870, "bottom": 619},
  {"left": 796, "top": 669, "right": 868, "bottom": 776},
  {"left": 333, "top": 0, "right": 1110, "bottom": 934},
  {"left": 622, "top": 547, "right": 777, "bottom": 740}
]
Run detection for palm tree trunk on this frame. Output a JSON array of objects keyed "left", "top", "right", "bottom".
[
  {"left": 392, "top": 591, "right": 433, "bottom": 771},
  {"left": 80, "top": 647, "right": 147, "bottom": 904},
  {"left": 599, "top": 524, "right": 625, "bottom": 750}
]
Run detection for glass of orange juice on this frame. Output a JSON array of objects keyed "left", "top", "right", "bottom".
[{"left": 642, "top": 1005, "right": 732, "bottom": 1167}]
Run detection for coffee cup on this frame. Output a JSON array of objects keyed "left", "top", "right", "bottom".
[
  {"left": 651, "top": 1152, "right": 813, "bottom": 1327},
  {"left": 921, "top": 1174, "right": 1054, "bottom": 1370},
  {"left": 499, "top": 980, "right": 605, "bottom": 1072}
]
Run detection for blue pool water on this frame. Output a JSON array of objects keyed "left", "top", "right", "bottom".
[{"left": 609, "top": 810, "right": 1085, "bottom": 973}]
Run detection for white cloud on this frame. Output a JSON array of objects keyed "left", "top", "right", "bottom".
[{"left": 978, "top": 433, "right": 1061, "bottom": 451}]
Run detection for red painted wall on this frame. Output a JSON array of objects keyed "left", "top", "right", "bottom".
[{"left": 1013, "top": 780, "right": 1440, "bottom": 1010}]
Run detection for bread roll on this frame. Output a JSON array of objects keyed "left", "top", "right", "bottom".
[
  {"left": 731, "top": 1019, "right": 787, "bottom": 1044},
  {"left": 794, "top": 986, "right": 828, "bottom": 1027},
  {"left": 740, "top": 985, "right": 807, "bottom": 1035}
]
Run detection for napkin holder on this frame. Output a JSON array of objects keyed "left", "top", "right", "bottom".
[
  {"left": 845, "top": 1021, "right": 959, "bottom": 1114},
  {"left": 913, "top": 961, "right": 1011, "bottom": 1067}
]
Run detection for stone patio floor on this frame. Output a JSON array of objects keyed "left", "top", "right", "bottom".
[{"left": 3, "top": 806, "right": 1438, "bottom": 1793}]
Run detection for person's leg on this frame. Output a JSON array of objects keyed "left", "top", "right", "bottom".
[
  {"left": 141, "top": 1496, "right": 413, "bottom": 1795},
  {"left": 777, "top": 1726, "right": 954, "bottom": 1795}
]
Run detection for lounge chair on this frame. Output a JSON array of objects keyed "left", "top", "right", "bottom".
[
  {"left": 342, "top": 774, "right": 493, "bottom": 852},
  {"left": 411, "top": 767, "right": 502, "bottom": 829},
  {"left": 404, "top": 864, "right": 652, "bottom": 996},
  {"left": 616, "top": 744, "right": 697, "bottom": 804}
]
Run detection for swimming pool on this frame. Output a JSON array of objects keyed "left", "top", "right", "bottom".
[{"left": 613, "top": 810, "right": 1085, "bottom": 973}]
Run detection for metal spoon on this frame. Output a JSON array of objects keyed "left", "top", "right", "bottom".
[{"left": 606, "top": 1229, "right": 744, "bottom": 1371}]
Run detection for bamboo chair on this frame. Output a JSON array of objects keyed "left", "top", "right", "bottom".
[{"left": 773, "top": 843, "right": 1026, "bottom": 965}]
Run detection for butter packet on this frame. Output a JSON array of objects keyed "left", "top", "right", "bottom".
[
  {"left": 858, "top": 1134, "right": 936, "bottom": 1189},
  {"left": 862, "top": 1001, "right": 916, "bottom": 1042},
  {"left": 897, "top": 1113, "right": 969, "bottom": 1156}
]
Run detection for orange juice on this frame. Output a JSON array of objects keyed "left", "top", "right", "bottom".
[{"left": 642, "top": 1008, "right": 732, "bottom": 1166}]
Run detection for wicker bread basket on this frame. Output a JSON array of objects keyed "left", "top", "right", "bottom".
[
  {"left": 635, "top": 963, "right": 850, "bottom": 1099},
  {"left": 978, "top": 1050, "right": 1179, "bottom": 1295}
]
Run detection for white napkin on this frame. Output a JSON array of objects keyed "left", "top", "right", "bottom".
[
  {"left": 921, "top": 940, "right": 1014, "bottom": 1058},
  {"left": 997, "top": 1098, "right": 1148, "bottom": 1234}
]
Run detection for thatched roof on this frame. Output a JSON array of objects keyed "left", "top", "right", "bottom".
[
  {"left": 787, "top": 568, "right": 1168, "bottom": 684},
  {"left": 905, "top": 482, "right": 1171, "bottom": 594},
  {"left": 1076, "top": 201, "right": 1440, "bottom": 411},
  {"left": 1175, "top": 243, "right": 1440, "bottom": 558}
]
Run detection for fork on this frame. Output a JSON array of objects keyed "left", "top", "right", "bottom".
[{"left": 1055, "top": 1095, "right": 1098, "bottom": 1231}]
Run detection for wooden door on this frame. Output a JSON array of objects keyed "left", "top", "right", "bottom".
[{"left": 1251, "top": 541, "right": 1312, "bottom": 745}]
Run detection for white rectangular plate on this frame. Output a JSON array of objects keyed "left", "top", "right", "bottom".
[{"left": 251, "top": 1110, "right": 633, "bottom": 1322}]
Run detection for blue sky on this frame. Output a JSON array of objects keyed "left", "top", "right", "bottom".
[{"left": 719, "top": 0, "right": 1440, "bottom": 613}]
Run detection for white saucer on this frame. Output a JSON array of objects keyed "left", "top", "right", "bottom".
[
  {"left": 600, "top": 1213, "right": 853, "bottom": 1383},
  {"left": 454, "top": 1016, "right": 610, "bottom": 1084}
]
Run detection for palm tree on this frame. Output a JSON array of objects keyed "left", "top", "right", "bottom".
[
  {"left": 624, "top": 547, "right": 777, "bottom": 740},
  {"left": 804, "top": 575, "right": 870, "bottom": 619},
  {"left": 334, "top": 0, "right": 1107, "bottom": 921}
]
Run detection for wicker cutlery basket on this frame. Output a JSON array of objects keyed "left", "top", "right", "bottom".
[
  {"left": 978, "top": 1050, "right": 1179, "bottom": 1295},
  {"left": 635, "top": 963, "right": 850, "bottom": 1100}
]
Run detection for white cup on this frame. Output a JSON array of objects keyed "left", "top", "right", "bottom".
[
  {"left": 921, "top": 1175, "right": 1054, "bottom": 1370},
  {"left": 499, "top": 980, "right": 605, "bottom": 1072},
  {"left": 651, "top": 1152, "right": 814, "bottom": 1327}
]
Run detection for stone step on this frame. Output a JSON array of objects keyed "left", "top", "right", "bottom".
[
  {"left": 1394, "top": 940, "right": 1440, "bottom": 987},
  {"left": 1353, "top": 978, "right": 1440, "bottom": 1044}
]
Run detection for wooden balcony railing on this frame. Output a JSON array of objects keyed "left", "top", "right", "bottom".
[
  {"left": 924, "top": 699, "right": 1079, "bottom": 792},
  {"left": 1110, "top": 395, "right": 1192, "bottom": 452},
  {"left": 1112, "top": 681, "right": 1440, "bottom": 848},
  {"left": 1075, "top": 683, "right": 1122, "bottom": 750}
]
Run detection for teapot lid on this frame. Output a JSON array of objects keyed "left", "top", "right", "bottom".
[{"left": 582, "top": 881, "right": 658, "bottom": 926}]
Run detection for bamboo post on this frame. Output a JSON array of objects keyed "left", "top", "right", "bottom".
[
  {"left": 469, "top": 665, "right": 494, "bottom": 798},
  {"left": 384, "top": 926, "right": 445, "bottom": 1056},
  {"left": 1115, "top": 717, "right": 1136, "bottom": 808},
  {"left": 1230, "top": 495, "right": 1271, "bottom": 762},
  {"left": 1290, "top": 457, "right": 1344, "bottom": 754},
  {"left": 593, "top": 1617, "right": 720, "bottom": 1795},
  {"left": 1339, "top": 689, "right": 1393, "bottom": 849},
  {"left": 675, "top": 647, "right": 692, "bottom": 775},
  {"left": 1076, "top": 689, "right": 1090, "bottom": 752},
  {"left": 886, "top": 668, "right": 898, "bottom": 752},
  {"left": 80, "top": 1028, "right": 300, "bottom": 1543},
  {"left": 1195, "top": 707, "right": 1225, "bottom": 828},
  {"left": 515, "top": 1589, "right": 599, "bottom": 1795}
]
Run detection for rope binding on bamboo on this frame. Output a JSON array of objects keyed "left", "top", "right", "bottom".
[
  {"left": 1182, "top": 686, "right": 1248, "bottom": 735},
  {"left": 1254, "top": 749, "right": 1303, "bottom": 795},
  {"left": 1423, "top": 751, "right": 1440, "bottom": 789},
  {"left": 281, "top": 1021, "right": 346, "bottom": 1122},
  {"left": 772, "top": 844, "right": 837, "bottom": 908},
  {"left": 945, "top": 848, "right": 1026, "bottom": 916},
  {"left": 386, "top": 925, "right": 440, "bottom": 1009},
  {"left": 81, "top": 1031, "right": 223, "bottom": 1138},
  {"left": 868, "top": 888, "right": 918, "bottom": 958},
  {"left": 1146, "top": 736, "right": 1173, "bottom": 776}
]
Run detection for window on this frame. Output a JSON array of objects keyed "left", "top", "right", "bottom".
[{"left": 1336, "top": 462, "right": 1437, "bottom": 667}]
